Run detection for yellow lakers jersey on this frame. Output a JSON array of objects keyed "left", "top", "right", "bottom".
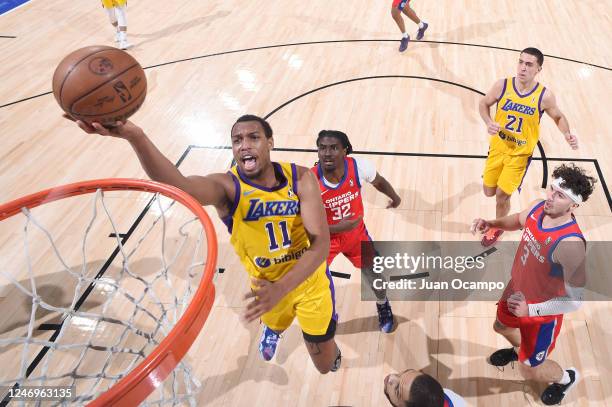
[
  {"left": 224, "top": 162, "right": 310, "bottom": 281},
  {"left": 491, "top": 77, "right": 546, "bottom": 156}
]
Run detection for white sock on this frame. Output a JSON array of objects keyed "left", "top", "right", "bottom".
[
  {"left": 418, "top": 21, "right": 426, "bottom": 29},
  {"left": 376, "top": 298, "right": 388, "bottom": 305},
  {"left": 115, "top": 6, "right": 128, "bottom": 27},
  {"left": 558, "top": 370, "right": 571, "bottom": 385},
  {"left": 402, "top": 32, "right": 409, "bottom": 38},
  {"left": 513, "top": 346, "right": 519, "bottom": 354}
]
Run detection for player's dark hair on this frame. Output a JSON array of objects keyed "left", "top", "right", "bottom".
[
  {"left": 521, "top": 47, "right": 544, "bottom": 66},
  {"left": 404, "top": 373, "right": 444, "bottom": 407},
  {"left": 316, "top": 130, "right": 353, "bottom": 154},
  {"left": 232, "top": 114, "right": 273, "bottom": 138},
  {"left": 552, "top": 163, "right": 597, "bottom": 202}
]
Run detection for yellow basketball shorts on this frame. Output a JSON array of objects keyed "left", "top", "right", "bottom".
[
  {"left": 482, "top": 148, "right": 532, "bottom": 195},
  {"left": 101, "top": 0, "right": 127, "bottom": 8},
  {"left": 261, "top": 262, "right": 337, "bottom": 341}
]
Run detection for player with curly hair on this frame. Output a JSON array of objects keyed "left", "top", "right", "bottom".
[{"left": 471, "top": 163, "right": 596, "bottom": 405}]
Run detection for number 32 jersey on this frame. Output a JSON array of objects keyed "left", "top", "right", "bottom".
[{"left": 312, "top": 158, "right": 366, "bottom": 233}]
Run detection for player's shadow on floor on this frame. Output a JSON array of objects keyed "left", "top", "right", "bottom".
[
  {"left": 336, "top": 314, "right": 409, "bottom": 335},
  {"left": 197, "top": 354, "right": 289, "bottom": 405},
  {"left": 197, "top": 312, "right": 290, "bottom": 405},
  {"left": 366, "top": 181, "right": 481, "bottom": 234},
  {"left": 130, "top": 11, "right": 231, "bottom": 48},
  {"left": 434, "top": 356, "right": 531, "bottom": 399},
  {"left": 392, "top": 324, "right": 531, "bottom": 400}
]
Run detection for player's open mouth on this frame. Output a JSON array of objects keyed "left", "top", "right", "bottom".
[{"left": 242, "top": 155, "right": 257, "bottom": 171}]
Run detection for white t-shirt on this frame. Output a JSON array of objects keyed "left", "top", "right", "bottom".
[
  {"left": 321, "top": 156, "right": 376, "bottom": 188},
  {"left": 444, "top": 388, "right": 466, "bottom": 407}
]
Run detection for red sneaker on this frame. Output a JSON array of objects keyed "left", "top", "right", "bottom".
[{"left": 481, "top": 228, "right": 504, "bottom": 247}]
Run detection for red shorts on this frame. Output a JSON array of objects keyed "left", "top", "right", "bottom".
[
  {"left": 392, "top": 0, "right": 410, "bottom": 10},
  {"left": 328, "top": 223, "right": 372, "bottom": 268},
  {"left": 497, "top": 301, "right": 563, "bottom": 367}
]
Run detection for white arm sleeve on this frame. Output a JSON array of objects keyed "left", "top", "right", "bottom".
[
  {"left": 528, "top": 283, "right": 584, "bottom": 317},
  {"left": 354, "top": 157, "right": 377, "bottom": 185}
]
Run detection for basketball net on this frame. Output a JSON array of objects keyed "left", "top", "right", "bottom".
[{"left": 0, "top": 179, "right": 217, "bottom": 406}]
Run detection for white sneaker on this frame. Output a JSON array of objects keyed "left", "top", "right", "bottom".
[{"left": 119, "top": 39, "right": 132, "bottom": 50}]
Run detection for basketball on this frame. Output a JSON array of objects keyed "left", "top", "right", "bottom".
[{"left": 52, "top": 45, "right": 147, "bottom": 127}]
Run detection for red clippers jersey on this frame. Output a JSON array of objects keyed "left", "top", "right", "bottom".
[
  {"left": 312, "top": 158, "right": 365, "bottom": 232},
  {"left": 509, "top": 201, "right": 585, "bottom": 309}
]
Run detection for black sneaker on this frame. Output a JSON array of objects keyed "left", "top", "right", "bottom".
[
  {"left": 541, "top": 368, "right": 579, "bottom": 405},
  {"left": 376, "top": 300, "right": 394, "bottom": 333},
  {"left": 399, "top": 35, "right": 410, "bottom": 52},
  {"left": 330, "top": 347, "right": 342, "bottom": 372},
  {"left": 487, "top": 347, "right": 518, "bottom": 367},
  {"left": 416, "top": 22, "right": 429, "bottom": 40}
]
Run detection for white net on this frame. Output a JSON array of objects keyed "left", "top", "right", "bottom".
[{"left": 0, "top": 186, "right": 214, "bottom": 406}]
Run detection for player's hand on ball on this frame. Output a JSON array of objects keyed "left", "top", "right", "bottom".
[
  {"left": 487, "top": 121, "right": 501, "bottom": 136},
  {"left": 565, "top": 133, "right": 579, "bottom": 150},
  {"left": 507, "top": 291, "right": 528, "bottom": 317},
  {"left": 74, "top": 119, "right": 144, "bottom": 141},
  {"left": 242, "top": 278, "right": 286, "bottom": 323},
  {"left": 470, "top": 218, "right": 490, "bottom": 235}
]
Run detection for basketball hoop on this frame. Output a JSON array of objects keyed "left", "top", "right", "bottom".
[{"left": 0, "top": 179, "right": 217, "bottom": 406}]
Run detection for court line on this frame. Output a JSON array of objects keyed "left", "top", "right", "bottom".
[
  {"left": 139, "top": 39, "right": 612, "bottom": 72},
  {"left": 260, "top": 74, "right": 549, "bottom": 192},
  {"left": 2, "top": 38, "right": 610, "bottom": 109},
  {"left": 331, "top": 271, "right": 351, "bottom": 279},
  {"left": 190, "top": 145, "right": 612, "bottom": 213},
  {"left": 390, "top": 272, "right": 430, "bottom": 282}
]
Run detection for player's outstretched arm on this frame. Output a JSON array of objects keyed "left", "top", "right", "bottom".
[
  {"left": 75, "top": 120, "right": 230, "bottom": 208},
  {"left": 471, "top": 199, "right": 542, "bottom": 234},
  {"left": 279, "top": 168, "right": 331, "bottom": 293},
  {"left": 478, "top": 79, "right": 504, "bottom": 135},
  {"left": 541, "top": 89, "right": 578, "bottom": 150},
  {"left": 370, "top": 173, "right": 401, "bottom": 208}
]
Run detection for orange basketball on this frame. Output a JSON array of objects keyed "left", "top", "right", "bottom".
[{"left": 52, "top": 45, "right": 147, "bottom": 127}]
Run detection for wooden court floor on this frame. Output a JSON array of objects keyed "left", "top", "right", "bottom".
[{"left": 1, "top": 0, "right": 611, "bottom": 405}]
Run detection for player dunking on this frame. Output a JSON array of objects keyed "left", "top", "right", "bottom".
[
  {"left": 391, "top": 0, "right": 428, "bottom": 52},
  {"left": 479, "top": 47, "right": 579, "bottom": 246},
  {"left": 472, "top": 164, "right": 596, "bottom": 405},
  {"left": 73, "top": 115, "right": 341, "bottom": 373},
  {"left": 314, "top": 130, "right": 401, "bottom": 332}
]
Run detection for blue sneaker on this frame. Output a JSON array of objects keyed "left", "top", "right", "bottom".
[
  {"left": 376, "top": 300, "right": 394, "bottom": 333},
  {"left": 259, "top": 325, "right": 281, "bottom": 361},
  {"left": 416, "top": 22, "right": 429, "bottom": 40},
  {"left": 399, "top": 35, "right": 410, "bottom": 52}
]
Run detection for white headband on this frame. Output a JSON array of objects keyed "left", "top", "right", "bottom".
[{"left": 551, "top": 178, "right": 582, "bottom": 204}]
